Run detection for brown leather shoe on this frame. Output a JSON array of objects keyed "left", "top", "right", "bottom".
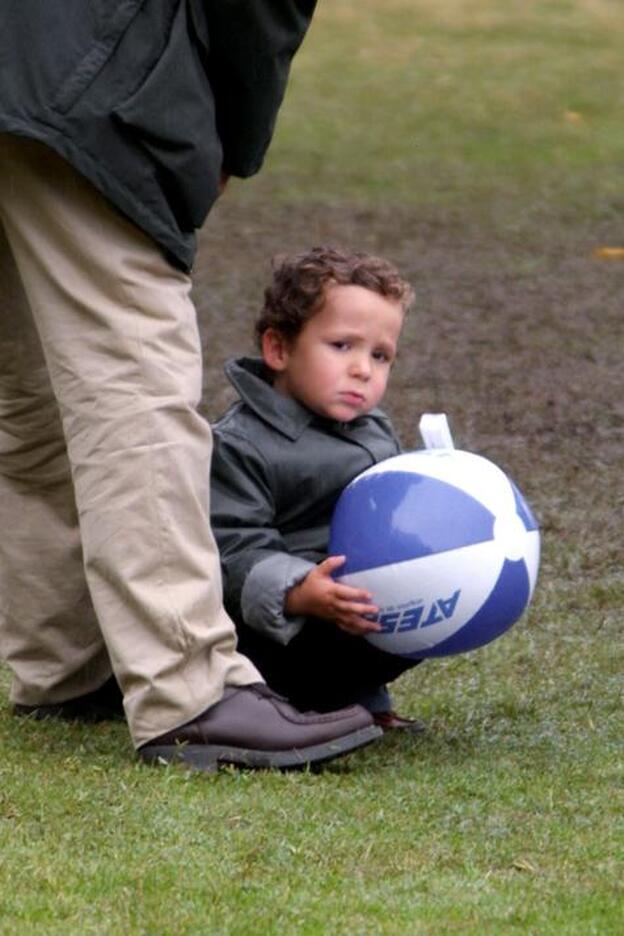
[
  {"left": 12, "top": 676, "right": 124, "bottom": 723},
  {"left": 372, "top": 711, "right": 425, "bottom": 733},
  {"left": 138, "top": 683, "right": 382, "bottom": 771}
]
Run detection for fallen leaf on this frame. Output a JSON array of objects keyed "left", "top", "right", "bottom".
[
  {"left": 564, "top": 110, "right": 584, "bottom": 125},
  {"left": 593, "top": 247, "right": 624, "bottom": 259},
  {"left": 512, "top": 856, "right": 539, "bottom": 874}
]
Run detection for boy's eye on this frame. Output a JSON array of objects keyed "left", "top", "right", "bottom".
[
  {"left": 373, "top": 349, "right": 392, "bottom": 363},
  {"left": 330, "top": 340, "right": 349, "bottom": 351}
]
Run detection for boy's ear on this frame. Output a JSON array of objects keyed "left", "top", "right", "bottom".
[{"left": 261, "top": 328, "right": 290, "bottom": 372}]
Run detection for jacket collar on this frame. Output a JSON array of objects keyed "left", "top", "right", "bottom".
[
  {"left": 224, "top": 356, "right": 386, "bottom": 441},
  {"left": 224, "top": 357, "right": 316, "bottom": 440}
]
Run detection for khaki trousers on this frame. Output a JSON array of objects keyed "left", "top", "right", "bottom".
[{"left": 0, "top": 136, "right": 259, "bottom": 746}]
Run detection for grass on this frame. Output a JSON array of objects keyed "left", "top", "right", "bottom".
[
  {"left": 1, "top": 613, "right": 621, "bottom": 933},
  {"left": 2, "top": 1, "right": 623, "bottom": 933},
  {"left": 250, "top": 0, "right": 624, "bottom": 214}
]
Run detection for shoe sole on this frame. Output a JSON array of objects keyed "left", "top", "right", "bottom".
[{"left": 138, "top": 724, "right": 383, "bottom": 772}]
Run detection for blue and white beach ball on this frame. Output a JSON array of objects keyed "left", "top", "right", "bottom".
[{"left": 329, "top": 450, "right": 540, "bottom": 658}]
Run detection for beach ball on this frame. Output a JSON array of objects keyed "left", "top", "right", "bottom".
[{"left": 328, "top": 449, "right": 540, "bottom": 658}]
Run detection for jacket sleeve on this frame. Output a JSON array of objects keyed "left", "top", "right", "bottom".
[
  {"left": 211, "top": 428, "right": 314, "bottom": 644},
  {"left": 194, "top": 0, "right": 317, "bottom": 177}
]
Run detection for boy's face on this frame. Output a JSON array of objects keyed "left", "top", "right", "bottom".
[{"left": 263, "top": 283, "right": 403, "bottom": 422}]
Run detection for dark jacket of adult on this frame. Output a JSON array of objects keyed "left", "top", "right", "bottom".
[
  {"left": 0, "top": 1, "right": 316, "bottom": 271},
  {"left": 210, "top": 357, "right": 402, "bottom": 645}
]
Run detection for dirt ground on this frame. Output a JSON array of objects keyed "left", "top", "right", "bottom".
[{"left": 193, "top": 197, "right": 624, "bottom": 595}]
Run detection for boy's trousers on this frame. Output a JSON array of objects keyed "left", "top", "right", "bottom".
[
  {"left": 237, "top": 619, "right": 416, "bottom": 714},
  {"left": 0, "top": 136, "right": 259, "bottom": 747}
]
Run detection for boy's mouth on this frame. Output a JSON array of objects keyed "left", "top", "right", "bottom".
[{"left": 339, "top": 391, "right": 366, "bottom": 406}]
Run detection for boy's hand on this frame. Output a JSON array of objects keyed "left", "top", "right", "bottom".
[{"left": 285, "top": 556, "right": 381, "bottom": 636}]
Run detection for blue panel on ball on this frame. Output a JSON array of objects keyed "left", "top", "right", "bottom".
[
  {"left": 414, "top": 558, "right": 531, "bottom": 658},
  {"left": 330, "top": 471, "right": 495, "bottom": 575}
]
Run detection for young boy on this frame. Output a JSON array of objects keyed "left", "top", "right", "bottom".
[{"left": 210, "top": 247, "right": 421, "bottom": 729}]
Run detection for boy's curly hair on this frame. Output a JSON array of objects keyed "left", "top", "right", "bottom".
[{"left": 255, "top": 246, "right": 414, "bottom": 345}]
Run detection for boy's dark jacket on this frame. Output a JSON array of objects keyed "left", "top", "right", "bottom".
[
  {"left": 0, "top": 1, "right": 315, "bottom": 270},
  {"left": 211, "top": 357, "right": 401, "bottom": 645}
]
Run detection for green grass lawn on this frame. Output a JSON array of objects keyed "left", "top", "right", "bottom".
[
  {"left": 252, "top": 0, "right": 624, "bottom": 213},
  {"left": 1, "top": 605, "right": 621, "bottom": 933},
  {"left": 1, "top": 2, "right": 623, "bottom": 933}
]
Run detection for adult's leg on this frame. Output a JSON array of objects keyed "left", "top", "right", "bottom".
[
  {"left": 0, "top": 136, "right": 260, "bottom": 746},
  {"left": 0, "top": 225, "right": 112, "bottom": 706}
]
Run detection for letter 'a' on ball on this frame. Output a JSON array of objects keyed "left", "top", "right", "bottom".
[{"left": 328, "top": 449, "right": 540, "bottom": 658}]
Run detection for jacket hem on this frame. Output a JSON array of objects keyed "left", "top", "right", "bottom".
[{"left": 0, "top": 118, "right": 198, "bottom": 271}]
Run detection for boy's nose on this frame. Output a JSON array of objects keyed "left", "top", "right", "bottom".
[{"left": 349, "top": 354, "right": 371, "bottom": 379}]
